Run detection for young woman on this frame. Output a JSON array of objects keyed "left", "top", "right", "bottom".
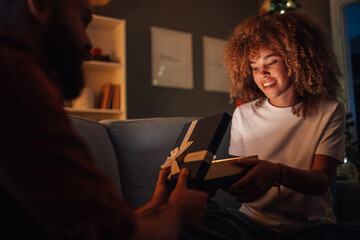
[
  {"left": 224, "top": 11, "right": 344, "bottom": 236},
  {"left": 183, "top": 11, "right": 347, "bottom": 240}
]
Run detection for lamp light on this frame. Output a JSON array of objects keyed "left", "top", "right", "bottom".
[{"left": 89, "top": 0, "right": 111, "bottom": 7}]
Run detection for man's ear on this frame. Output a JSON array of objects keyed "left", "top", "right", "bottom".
[{"left": 27, "top": 0, "right": 50, "bottom": 23}]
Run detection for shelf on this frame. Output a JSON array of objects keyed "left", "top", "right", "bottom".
[
  {"left": 65, "top": 14, "right": 127, "bottom": 121},
  {"left": 86, "top": 15, "right": 125, "bottom": 64},
  {"left": 83, "top": 60, "right": 124, "bottom": 71}
]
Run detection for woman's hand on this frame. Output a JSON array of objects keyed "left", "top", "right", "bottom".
[{"left": 226, "top": 158, "right": 282, "bottom": 203}]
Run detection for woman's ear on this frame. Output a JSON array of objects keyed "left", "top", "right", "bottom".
[{"left": 27, "top": 0, "right": 50, "bottom": 24}]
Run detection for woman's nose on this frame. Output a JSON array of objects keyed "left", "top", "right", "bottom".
[{"left": 260, "top": 66, "right": 270, "bottom": 78}]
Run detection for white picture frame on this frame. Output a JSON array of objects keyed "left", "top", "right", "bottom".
[
  {"left": 151, "top": 26, "right": 193, "bottom": 89},
  {"left": 203, "top": 36, "right": 229, "bottom": 93}
]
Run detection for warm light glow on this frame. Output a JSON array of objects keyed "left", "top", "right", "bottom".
[
  {"left": 89, "top": 0, "right": 111, "bottom": 7},
  {"left": 344, "top": 157, "right": 348, "bottom": 163},
  {"left": 259, "top": 0, "right": 271, "bottom": 16}
]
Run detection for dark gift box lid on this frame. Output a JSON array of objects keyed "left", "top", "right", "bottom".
[
  {"left": 174, "top": 112, "right": 231, "bottom": 161},
  {"left": 161, "top": 112, "right": 232, "bottom": 188}
]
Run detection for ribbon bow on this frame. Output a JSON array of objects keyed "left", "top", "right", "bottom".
[
  {"left": 161, "top": 120, "right": 198, "bottom": 175},
  {"left": 161, "top": 141, "right": 193, "bottom": 171}
]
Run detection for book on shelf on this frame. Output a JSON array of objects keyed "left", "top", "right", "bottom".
[
  {"left": 99, "top": 82, "right": 112, "bottom": 109},
  {"left": 161, "top": 112, "right": 257, "bottom": 191},
  {"left": 99, "top": 83, "right": 121, "bottom": 110},
  {"left": 111, "top": 84, "right": 121, "bottom": 110}
]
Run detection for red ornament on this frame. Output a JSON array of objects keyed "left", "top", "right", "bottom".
[
  {"left": 235, "top": 98, "right": 244, "bottom": 106},
  {"left": 92, "top": 47, "right": 102, "bottom": 57}
]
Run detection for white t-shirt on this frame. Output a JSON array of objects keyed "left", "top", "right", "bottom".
[{"left": 229, "top": 99, "right": 345, "bottom": 232}]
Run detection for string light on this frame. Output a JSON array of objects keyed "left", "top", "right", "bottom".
[{"left": 260, "top": 0, "right": 301, "bottom": 15}]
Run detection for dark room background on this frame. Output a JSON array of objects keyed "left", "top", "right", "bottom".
[{"left": 92, "top": 0, "right": 332, "bottom": 119}]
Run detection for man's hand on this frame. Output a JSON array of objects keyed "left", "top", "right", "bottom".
[
  {"left": 150, "top": 168, "right": 172, "bottom": 208},
  {"left": 168, "top": 168, "right": 208, "bottom": 228},
  {"left": 135, "top": 168, "right": 208, "bottom": 228},
  {"left": 226, "top": 158, "right": 281, "bottom": 203}
]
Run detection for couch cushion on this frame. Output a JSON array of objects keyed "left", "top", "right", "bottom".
[{"left": 68, "top": 116, "right": 123, "bottom": 196}]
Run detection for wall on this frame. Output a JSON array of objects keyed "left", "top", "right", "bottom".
[
  {"left": 299, "top": 0, "right": 331, "bottom": 36},
  {"left": 94, "top": 0, "right": 331, "bottom": 119}
]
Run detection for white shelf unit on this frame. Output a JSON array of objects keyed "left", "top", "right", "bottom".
[{"left": 65, "top": 14, "right": 126, "bottom": 120}]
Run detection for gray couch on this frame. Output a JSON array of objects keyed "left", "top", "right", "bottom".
[{"left": 69, "top": 115, "right": 360, "bottom": 222}]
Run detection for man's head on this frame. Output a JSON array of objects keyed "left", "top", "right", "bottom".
[
  {"left": 42, "top": 0, "right": 93, "bottom": 100},
  {"left": 0, "top": 0, "right": 92, "bottom": 100}
]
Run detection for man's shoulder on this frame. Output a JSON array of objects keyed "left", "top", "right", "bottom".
[
  {"left": 0, "top": 42, "right": 41, "bottom": 85},
  {"left": 0, "top": 33, "right": 53, "bottom": 88},
  {"left": 0, "top": 29, "right": 34, "bottom": 64},
  {"left": 0, "top": 32, "right": 62, "bottom": 112}
]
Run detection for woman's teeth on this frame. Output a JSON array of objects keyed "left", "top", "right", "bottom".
[{"left": 263, "top": 80, "right": 276, "bottom": 87}]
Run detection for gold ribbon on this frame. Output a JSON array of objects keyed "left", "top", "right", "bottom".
[
  {"left": 161, "top": 120, "right": 198, "bottom": 174},
  {"left": 184, "top": 150, "right": 214, "bottom": 163}
]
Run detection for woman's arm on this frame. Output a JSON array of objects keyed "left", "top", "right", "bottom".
[
  {"left": 280, "top": 154, "right": 338, "bottom": 195},
  {"left": 226, "top": 154, "right": 338, "bottom": 202}
]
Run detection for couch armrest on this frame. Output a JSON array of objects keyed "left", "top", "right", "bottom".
[{"left": 336, "top": 181, "right": 360, "bottom": 221}]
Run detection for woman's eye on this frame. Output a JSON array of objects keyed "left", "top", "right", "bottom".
[
  {"left": 251, "top": 66, "right": 259, "bottom": 71},
  {"left": 267, "top": 60, "right": 278, "bottom": 66}
]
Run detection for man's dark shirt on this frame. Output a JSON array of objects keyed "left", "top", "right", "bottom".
[{"left": 0, "top": 29, "right": 135, "bottom": 239}]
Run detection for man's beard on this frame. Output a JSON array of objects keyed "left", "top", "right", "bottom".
[{"left": 43, "top": 20, "right": 88, "bottom": 100}]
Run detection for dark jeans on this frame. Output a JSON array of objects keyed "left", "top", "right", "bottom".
[{"left": 181, "top": 200, "right": 360, "bottom": 240}]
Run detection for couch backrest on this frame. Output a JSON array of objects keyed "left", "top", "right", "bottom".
[
  {"left": 69, "top": 116, "right": 123, "bottom": 196},
  {"left": 101, "top": 117, "right": 196, "bottom": 208}
]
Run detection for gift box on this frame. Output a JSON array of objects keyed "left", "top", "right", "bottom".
[
  {"left": 161, "top": 112, "right": 256, "bottom": 191},
  {"left": 200, "top": 155, "right": 257, "bottom": 191}
]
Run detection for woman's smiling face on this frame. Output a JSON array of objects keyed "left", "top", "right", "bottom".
[{"left": 250, "top": 49, "right": 295, "bottom": 107}]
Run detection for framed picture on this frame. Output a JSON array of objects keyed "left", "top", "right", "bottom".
[
  {"left": 151, "top": 26, "right": 193, "bottom": 89},
  {"left": 203, "top": 36, "right": 229, "bottom": 93}
]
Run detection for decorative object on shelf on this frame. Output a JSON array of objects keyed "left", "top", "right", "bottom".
[
  {"left": 71, "top": 87, "right": 95, "bottom": 109},
  {"left": 92, "top": 47, "right": 102, "bottom": 58},
  {"left": 89, "top": 0, "right": 111, "bottom": 7},
  {"left": 90, "top": 47, "right": 111, "bottom": 62},
  {"left": 259, "top": 0, "right": 301, "bottom": 16}
]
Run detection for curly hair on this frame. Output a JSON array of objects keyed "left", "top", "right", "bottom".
[{"left": 223, "top": 11, "right": 342, "bottom": 117}]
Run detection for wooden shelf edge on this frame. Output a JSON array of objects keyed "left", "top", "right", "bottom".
[{"left": 83, "top": 60, "right": 123, "bottom": 70}]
